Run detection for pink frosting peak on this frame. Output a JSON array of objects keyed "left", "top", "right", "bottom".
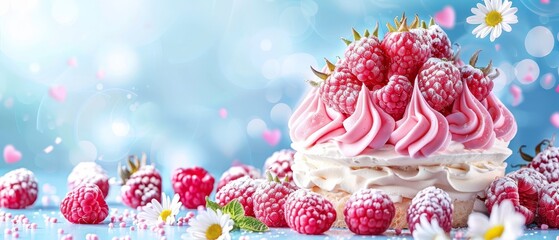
[
  {"left": 288, "top": 88, "right": 346, "bottom": 148},
  {"left": 482, "top": 92, "right": 517, "bottom": 142},
  {"left": 334, "top": 85, "right": 395, "bottom": 156},
  {"left": 389, "top": 83, "right": 451, "bottom": 158},
  {"left": 446, "top": 81, "right": 496, "bottom": 149}
]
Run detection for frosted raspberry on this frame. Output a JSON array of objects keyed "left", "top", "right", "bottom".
[
  {"left": 284, "top": 189, "right": 336, "bottom": 235},
  {"left": 68, "top": 162, "right": 110, "bottom": 199},
  {"left": 0, "top": 168, "right": 38, "bottom": 209},
  {"left": 217, "top": 164, "right": 260, "bottom": 192},
  {"left": 528, "top": 146, "right": 559, "bottom": 183},
  {"left": 263, "top": 149, "right": 295, "bottom": 181},
  {"left": 373, "top": 75, "right": 413, "bottom": 120},
  {"left": 344, "top": 27, "right": 388, "bottom": 89},
  {"left": 119, "top": 155, "right": 162, "bottom": 209},
  {"left": 381, "top": 17, "right": 430, "bottom": 82},
  {"left": 407, "top": 186, "right": 453, "bottom": 234},
  {"left": 417, "top": 58, "right": 462, "bottom": 111},
  {"left": 485, "top": 176, "right": 535, "bottom": 224},
  {"left": 215, "top": 176, "right": 260, "bottom": 217},
  {"left": 344, "top": 189, "right": 395, "bottom": 235},
  {"left": 252, "top": 175, "right": 298, "bottom": 227},
  {"left": 60, "top": 183, "right": 108, "bottom": 224},
  {"left": 538, "top": 182, "right": 559, "bottom": 227},
  {"left": 459, "top": 51, "right": 495, "bottom": 102},
  {"left": 427, "top": 21, "right": 452, "bottom": 59},
  {"left": 319, "top": 65, "right": 362, "bottom": 115},
  {"left": 172, "top": 166, "right": 215, "bottom": 209}
]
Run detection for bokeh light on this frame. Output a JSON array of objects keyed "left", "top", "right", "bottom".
[{"left": 524, "top": 26, "right": 554, "bottom": 57}]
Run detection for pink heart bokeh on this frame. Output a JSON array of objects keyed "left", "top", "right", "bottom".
[
  {"left": 551, "top": 113, "right": 559, "bottom": 128},
  {"left": 434, "top": 6, "right": 455, "bottom": 29},
  {"left": 219, "top": 108, "right": 228, "bottom": 119},
  {"left": 49, "top": 85, "right": 67, "bottom": 102},
  {"left": 3, "top": 145, "right": 22, "bottom": 164},
  {"left": 262, "top": 129, "right": 281, "bottom": 146}
]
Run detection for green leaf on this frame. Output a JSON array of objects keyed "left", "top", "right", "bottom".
[
  {"left": 223, "top": 200, "right": 245, "bottom": 221},
  {"left": 237, "top": 216, "right": 269, "bottom": 232},
  {"left": 205, "top": 197, "right": 222, "bottom": 211}
]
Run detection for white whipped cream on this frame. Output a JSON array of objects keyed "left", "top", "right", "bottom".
[{"left": 292, "top": 140, "right": 510, "bottom": 202}]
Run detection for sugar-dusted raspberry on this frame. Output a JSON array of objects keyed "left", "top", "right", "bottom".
[
  {"left": 263, "top": 149, "right": 295, "bottom": 181},
  {"left": 373, "top": 75, "right": 413, "bottom": 120},
  {"left": 427, "top": 20, "right": 453, "bottom": 60},
  {"left": 344, "top": 189, "right": 395, "bottom": 235},
  {"left": 252, "top": 175, "right": 298, "bottom": 227},
  {"left": 459, "top": 51, "right": 495, "bottom": 102},
  {"left": 215, "top": 176, "right": 260, "bottom": 217},
  {"left": 528, "top": 145, "right": 559, "bottom": 183},
  {"left": 0, "top": 168, "right": 38, "bottom": 209},
  {"left": 382, "top": 17, "right": 430, "bottom": 82},
  {"left": 485, "top": 176, "right": 535, "bottom": 224},
  {"left": 172, "top": 166, "right": 215, "bottom": 209},
  {"left": 319, "top": 65, "right": 362, "bottom": 115},
  {"left": 284, "top": 189, "right": 336, "bottom": 235},
  {"left": 217, "top": 164, "right": 260, "bottom": 192},
  {"left": 60, "top": 183, "right": 108, "bottom": 224},
  {"left": 417, "top": 58, "right": 463, "bottom": 111},
  {"left": 538, "top": 182, "right": 559, "bottom": 227},
  {"left": 68, "top": 162, "right": 110, "bottom": 199},
  {"left": 344, "top": 27, "right": 388, "bottom": 89},
  {"left": 407, "top": 186, "right": 453, "bottom": 234}
]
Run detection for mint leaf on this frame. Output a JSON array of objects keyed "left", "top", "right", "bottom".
[
  {"left": 237, "top": 216, "right": 269, "bottom": 232},
  {"left": 223, "top": 200, "right": 245, "bottom": 221},
  {"left": 205, "top": 197, "right": 222, "bottom": 211}
]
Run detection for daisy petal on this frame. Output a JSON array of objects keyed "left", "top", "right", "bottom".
[{"left": 467, "top": 15, "right": 485, "bottom": 24}]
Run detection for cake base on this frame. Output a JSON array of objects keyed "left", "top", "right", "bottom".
[{"left": 312, "top": 187, "right": 475, "bottom": 229}]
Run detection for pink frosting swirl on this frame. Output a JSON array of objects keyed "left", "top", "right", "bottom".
[
  {"left": 482, "top": 93, "right": 517, "bottom": 142},
  {"left": 334, "top": 85, "right": 395, "bottom": 156},
  {"left": 446, "top": 81, "right": 496, "bottom": 149},
  {"left": 288, "top": 88, "right": 346, "bottom": 148},
  {"left": 389, "top": 83, "right": 451, "bottom": 158}
]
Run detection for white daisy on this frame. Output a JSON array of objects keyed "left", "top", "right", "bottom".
[
  {"left": 185, "top": 208, "right": 234, "bottom": 240},
  {"left": 138, "top": 193, "right": 182, "bottom": 226},
  {"left": 467, "top": 200, "right": 525, "bottom": 240},
  {"left": 466, "top": 0, "right": 518, "bottom": 42},
  {"left": 412, "top": 215, "right": 450, "bottom": 240}
]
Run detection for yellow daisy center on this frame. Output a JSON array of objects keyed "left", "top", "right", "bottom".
[
  {"left": 159, "top": 209, "right": 172, "bottom": 222},
  {"left": 485, "top": 10, "right": 503, "bottom": 27},
  {"left": 484, "top": 224, "right": 505, "bottom": 240},
  {"left": 205, "top": 224, "right": 223, "bottom": 240}
]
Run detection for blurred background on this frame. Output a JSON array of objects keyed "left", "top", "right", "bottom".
[{"left": 0, "top": 0, "right": 558, "bottom": 202}]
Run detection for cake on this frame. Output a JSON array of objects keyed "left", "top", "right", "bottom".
[{"left": 288, "top": 16, "right": 517, "bottom": 229}]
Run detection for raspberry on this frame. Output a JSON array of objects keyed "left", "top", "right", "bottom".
[
  {"left": 538, "top": 182, "right": 559, "bottom": 227},
  {"left": 407, "top": 186, "right": 453, "bottom": 234},
  {"left": 0, "top": 168, "right": 38, "bottom": 209},
  {"left": 427, "top": 19, "right": 452, "bottom": 59},
  {"left": 417, "top": 58, "right": 463, "bottom": 111},
  {"left": 252, "top": 175, "right": 298, "bottom": 227},
  {"left": 172, "top": 166, "right": 215, "bottom": 209},
  {"left": 118, "top": 154, "right": 162, "bottom": 209},
  {"left": 68, "top": 162, "right": 110, "bottom": 199},
  {"left": 528, "top": 145, "right": 559, "bottom": 183},
  {"left": 373, "top": 75, "right": 413, "bottom": 120},
  {"left": 217, "top": 164, "right": 260, "bottom": 192},
  {"left": 382, "top": 17, "right": 430, "bottom": 81},
  {"left": 459, "top": 51, "right": 495, "bottom": 102},
  {"left": 284, "top": 189, "right": 336, "bottom": 235},
  {"left": 263, "top": 149, "right": 295, "bottom": 181},
  {"left": 318, "top": 65, "right": 362, "bottom": 115},
  {"left": 215, "top": 176, "right": 260, "bottom": 217},
  {"left": 485, "top": 176, "right": 535, "bottom": 224},
  {"left": 343, "top": 189, "right": 395, "bottom": 235},
  {"left": 344, "top": 27, "right": 388, "bottom": 89},
  {"left": 60, "top": 183, "right": 108, "bottom": 224}
]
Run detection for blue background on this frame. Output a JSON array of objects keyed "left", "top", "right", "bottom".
[{"left": 0, "top": 0, "right": 558, "bottom": 207}]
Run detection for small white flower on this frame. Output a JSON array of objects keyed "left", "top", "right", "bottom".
[
  {"left": 466, "top": 0, "right": 518, "bottom": 42},
  {"left": 138, "top": 193, "right": 182, "bottom": 226},
  {"left": 467, "top": 200, "right": 525, "bottom": 240},
  {"left": 185, "top": 208, "right": 234, "bottom": 240},
  {"left": 412, "top": 215, "right": 450, "bottom": 240}
]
